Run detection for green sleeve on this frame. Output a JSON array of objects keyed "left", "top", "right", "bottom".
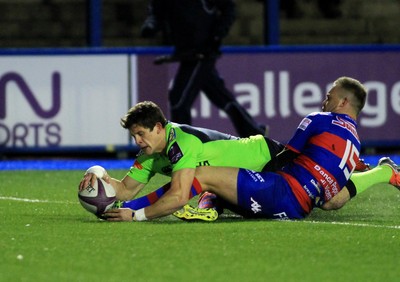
[{"left": 126, "top": 155, "right": 156, "bottom": 184}]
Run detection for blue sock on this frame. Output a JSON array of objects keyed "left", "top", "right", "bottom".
[
  {"left": 121, "top": 177, "right": 203, "bottom": 209},
  {"left": 122, "top": 183, "right": 171, "bottom": 209}
]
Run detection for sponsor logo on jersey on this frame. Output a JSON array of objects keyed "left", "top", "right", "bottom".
[
  {"left": 314, "top": 197, "right": 323, "bottom": 207},
  {"left": 133, "top": 160, "right": 143, "bottom": 170},
  {"left": 168, "top": 142, "right": 183, "bottom": 164},
  {"left": 313, "top": 164, "right": 339, "bottom": 200},
  {"left": 332, "top": 116, "right": 359, "bottom": 140},
  {"left": 197, "top": 160, "right": 210, "bottom": 166},
  {"left": 298, "top": 117, "right": 312, "bottom": 131},
  {"left": 302, "top": 184, "right": 314, "bottom": 199},
  {"left": 168, "top": 128, "right": 176, "bottom": 142}
]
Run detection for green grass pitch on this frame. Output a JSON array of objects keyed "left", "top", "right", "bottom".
[{"left": 1, "top": 169, "right": 399, "bottom": 282}]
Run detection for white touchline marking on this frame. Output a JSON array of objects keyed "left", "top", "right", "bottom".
[
  {"left": 302, "top": 220, "right": 400, "bottom": 230},
  {"left": 222, "top": 214, "right": 400, "bottom": 229},
  {"left": 1, "top": 197, "right": 399, "bottom": 229},
  {"left": 0, "top": 196, "right": 77, "bottom": 205}
]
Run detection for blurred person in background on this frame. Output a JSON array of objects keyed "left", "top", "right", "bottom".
[{"left": 140, "top": 0, "right": 267, "bottom": 138}]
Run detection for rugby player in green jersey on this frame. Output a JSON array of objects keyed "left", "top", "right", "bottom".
[{"left": 79, "top": 100, "right": 283, "bottom": 221}]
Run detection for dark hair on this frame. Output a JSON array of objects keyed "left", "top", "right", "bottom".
[
  {"left": 120, "top": 101, "right": 168, "bottom": 130},
  {"left": 335, "top": 77, "right": 367, "bottom": 115}
]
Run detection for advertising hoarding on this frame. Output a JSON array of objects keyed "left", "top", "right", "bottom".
[
  {"left": 1, "top": 48, "right": 399, "bottom": 153},
  {"left": 138, "top": 51, "right": 400, "bottom": 146},
  {"left": 0, "top": 55, "right": 131, "bottom": 150}
]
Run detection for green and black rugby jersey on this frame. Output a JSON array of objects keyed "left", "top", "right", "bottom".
[{"left": 127, "top": 122, "right": 274, "bottom": 184}]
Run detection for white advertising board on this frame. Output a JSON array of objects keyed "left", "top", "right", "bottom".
[{"left": 0, "top": 55, "right": 133, "bottom": 149}]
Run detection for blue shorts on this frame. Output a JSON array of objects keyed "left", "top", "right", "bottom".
[{"left": 236, "top": 169, "right": 307, "bottom": 220}]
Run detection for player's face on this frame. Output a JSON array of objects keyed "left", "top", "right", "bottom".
[
  {"left": 322, "top": 85, "right": 345, "bottom": 113},
  {"left": 129, "top": 123, "right": 164, "bottom": 155}
]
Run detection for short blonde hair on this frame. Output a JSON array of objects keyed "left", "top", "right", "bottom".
[{"left": 334, "top": 77, "right": 367, "bottom": 115}]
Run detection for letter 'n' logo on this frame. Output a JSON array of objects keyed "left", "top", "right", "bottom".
[{"left": 0, "top": 72, "right": 61, "bottom": 119}]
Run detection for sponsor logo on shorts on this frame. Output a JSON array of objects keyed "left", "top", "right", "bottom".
[
  {"left": 246, "top": 170, "right": 265, "bottom": 183},
  {"left": 273, "top": 212, "right": 289, "bottom": 220},
  {"left": 250, "top": 197, "right": 262, "bottom": 213}
]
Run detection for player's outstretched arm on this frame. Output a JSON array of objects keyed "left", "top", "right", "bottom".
[
  {"left": 139, "top": 168, "right": 196, "bottom": 220},
  {"left": 79, "top": 165, "right": 145, "bottom": 201},
  {"left": 320, "top": 188, "right": 350, "bottom": 210},
  {"left": 105, "top": 168, "right": 197, "bottom": 221},
  {"left": 114, "top": 175, "right": 146, "bottom": 201}
]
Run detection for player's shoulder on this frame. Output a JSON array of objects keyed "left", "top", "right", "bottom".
[
  {"left": 166, "top": 123, "right": 202, "bottom": 159},
  {"left": 297, "top": 112, "right": 333, "bottom": 130},
  {"left": 305, "top": 111, "right": 336, "bottom": 123},
  {"left": 167, "top": 123, "right": 200, "bottom": 144},
  {"left": 307, "top": 111, "right": 355, "bottom": 127},
  {"left": 306, "top": 111, "right": 333, "bottom": 118}
]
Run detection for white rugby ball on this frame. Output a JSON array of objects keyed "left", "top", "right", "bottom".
[{"left": 78, "top": 178, "right": 116, "bottom": 218}]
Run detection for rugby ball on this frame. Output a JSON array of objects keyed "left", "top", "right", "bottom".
[{"left": 78, "top": 178, "right": 116, "bottom": 218}]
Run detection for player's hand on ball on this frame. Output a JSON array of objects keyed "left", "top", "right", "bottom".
[
  {"left": 78, "top": 173, "right": 97, "bottom": 191},
  {"left": 103, "top": 208, "right": 134, "bottom": 222},
  {"left": 78, "top": 165, "right": 110, "bottom": 191}
]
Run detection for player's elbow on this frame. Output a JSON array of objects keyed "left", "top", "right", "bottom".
[
  {"left": 164, "top": 189, "right": 190, "bottom": 211},
  {"left": 175, "top": 195, "right": 189, "bottom": 209}
]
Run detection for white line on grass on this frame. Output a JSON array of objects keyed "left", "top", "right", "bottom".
[
  {"left": 303, "top": 220, "right": 400, "bottom": 230},
  {"left": 1, "top": 197, "right": 399, "bottom": 229},
  {"left": 220, "top": 214, "right": 399, "bottom": 229},
  {"left": 213, "top": 214, "right": 400, "bottom": 229},
  {"left": 0, "top": 196, "right": 77, "bottom": 205}
]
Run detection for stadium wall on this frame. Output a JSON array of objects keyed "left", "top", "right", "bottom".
[{"left": 0, "top": 45, "right": 399, "bottom": 155}]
